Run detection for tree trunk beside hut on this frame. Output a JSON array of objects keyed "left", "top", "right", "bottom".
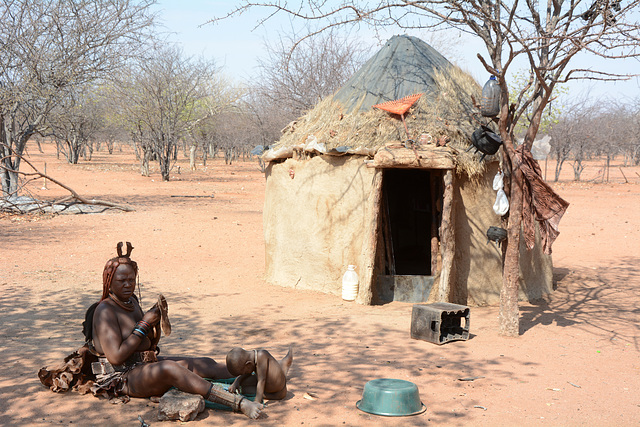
[{"left": 499, "top": 164, "right": 524, "bottom": 336}]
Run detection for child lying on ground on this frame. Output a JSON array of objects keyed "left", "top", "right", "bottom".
[{"left": 226, "top": 346, "right": 293, "bottom": 404}]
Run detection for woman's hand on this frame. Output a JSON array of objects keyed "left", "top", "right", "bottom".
[
  {"left": 148, "top": 323, "right": 161, "bottom": 350},
  {"left": 143, "top": 304, "right": 161, "bottom": 326}
]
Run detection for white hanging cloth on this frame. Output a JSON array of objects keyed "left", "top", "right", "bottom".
[{"left": 492, "top": 171, "right": 509, "bottom": 216}]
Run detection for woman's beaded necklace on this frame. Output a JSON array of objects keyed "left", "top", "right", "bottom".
[{"left": 109, "top": 293, "right": 135, "bottom": 312}]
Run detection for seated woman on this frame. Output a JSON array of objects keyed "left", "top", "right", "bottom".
[{"left": 40, "top": 242, "right": 262, "bottom": 420}]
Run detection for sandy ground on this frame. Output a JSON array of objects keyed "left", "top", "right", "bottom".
[{"left": 1, "top": 144, "right": 639, "bottom": 426}]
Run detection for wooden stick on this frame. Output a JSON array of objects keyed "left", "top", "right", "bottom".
[
  {"left": 381, "top": 193, "right": 395, "bottom": 276},
  {"left": 42, "top": 162, "right": 48, "bottom": 190},
  {"left": 430, "top": 171, "right": 439, "bottom": 275},
  {"left": 619, "top": 167, "right": 628, "bottom": 183},
  {"left": 370, "top": 146, "right": 455, "bottom": 169}
]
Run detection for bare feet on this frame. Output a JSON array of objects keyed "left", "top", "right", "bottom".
[
  {"left": 240, "top": 398, "right": 263, "bottom": 419},
  {"left": 280, "top": 345, "right": 293, "bottom": 377}
]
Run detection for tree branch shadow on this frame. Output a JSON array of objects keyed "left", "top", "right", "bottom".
[{"left": 520, "top": 258, "right": 640, "bottom": 350}]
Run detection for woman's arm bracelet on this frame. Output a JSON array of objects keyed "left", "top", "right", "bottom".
[
  {"left": 132, "top": 327, "right": 147, "bottom": 338},
  {"left": 138, "top": 320, "right": 151, "bottom": 330},
  {"left": 134, "top": 320, "right": 150, "bottom": 335}
]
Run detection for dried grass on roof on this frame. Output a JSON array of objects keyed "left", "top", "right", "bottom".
[{"left": 276, "top": 66, "right": 497, "bottom": 178}]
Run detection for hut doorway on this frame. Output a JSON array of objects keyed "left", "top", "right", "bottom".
[{"left": 377, "top": 168, "right": 443, "bottom": 303}]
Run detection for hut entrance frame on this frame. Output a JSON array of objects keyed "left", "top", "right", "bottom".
[{"left": 375, "top": 167, "right": 449, "bottom": 304}]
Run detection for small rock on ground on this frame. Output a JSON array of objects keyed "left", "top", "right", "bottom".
[{"left": 158, "top": 389, "right": 205, "bottom": 422}]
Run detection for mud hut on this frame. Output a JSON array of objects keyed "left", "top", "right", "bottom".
[{"left": 261, "top": 35, "right": 552, "bottom": 306}]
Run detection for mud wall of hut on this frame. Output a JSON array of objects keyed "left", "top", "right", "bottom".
[
  {"left": 263, "top": 156, "right": 376, "bottom": 295},
  {"left": 263, "top": 156, "right": 553, "bottom": 305}
]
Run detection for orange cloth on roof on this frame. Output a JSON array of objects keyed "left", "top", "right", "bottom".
[{"left": 373, "top": 93, "right": 423, "bottom": 115}]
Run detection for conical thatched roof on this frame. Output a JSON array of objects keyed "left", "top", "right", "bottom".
[
  {"left": 333, "top": 35, "right": 458, "bottom": 114},
  {"left": 270, "top": 35, "right": 494, "bottom": 176}
]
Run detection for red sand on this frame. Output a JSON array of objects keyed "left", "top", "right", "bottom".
[{"left": 1, "top": 144, "right": 639, "bottom": 426}]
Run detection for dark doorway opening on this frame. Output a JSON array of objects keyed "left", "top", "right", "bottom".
[{"left": 381, "top": 168, "right": 441, "bottom": 275}]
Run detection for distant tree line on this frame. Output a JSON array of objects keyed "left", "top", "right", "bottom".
[
  {"left": 3, "top": 0, "right": 638, "bottom": 199},
  {"left": 548, "top": 98, "right": 640, "bottom": 182},
  {"left": 0, "top": 0, "right": 367, "bottom": 196}
]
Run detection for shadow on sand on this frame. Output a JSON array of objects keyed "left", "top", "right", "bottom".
[
  {"left": 0, "top": 277, "right": 537, "bottom": 426},
  {"left": 520, "top": 257, "right": 640, "bottom": 350}
]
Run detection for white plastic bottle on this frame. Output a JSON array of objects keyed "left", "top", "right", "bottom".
[{"left": 342, "top": 265, "right": 359, "bottom": 301}]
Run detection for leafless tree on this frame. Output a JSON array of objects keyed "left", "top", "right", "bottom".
[
  {"left": 112, "top": 45, "right": 215, "bottom": 181},
  {"left": 189, "top": 115, "right": 217, "bottom": 166},
  {"left": 46, "top": 85, "right": 102, "bottom": 164},
  {"left": 206, "top": 108, "right": 254, "bottom": 165},
  {"left": 632, "top": 98, "right": 640, "bottom": 166},
  {"left": 595, "top": 106, "right": 623, "bottom": 182},
  {"left": 215, "top": 1, "right": 640, "bottom": 336},
  {"left": 95, "top": 118, "right": 129, "bottom": 156},
  {"left": 0, "top": 0, "right": 156, "bottom": 197},
  {"left": 254, "top": 29, "right": 370, "bottom": 126},
  {"left": 606, "top": 102, "right": 638, "bottom": 169},
  {"left": 550, "top": 98, "right": 638, "bottom": 181},
  {"left": 188, "top": 75, "right": 246, "bottom": 167},
  {"left": 93, "top": 87, "right": 130, "bottom": 155},
  {"left": 571, "top": 133, "right": 593, "bottom": 181},
  {"left": 549, "top": 96, "right": 598, "bottom": 181},
  {"left": 233, "top": 29, "right": 370, "bottom": 172},
  {"left": 243, "top": 91, "right": 285, "bottom": 149}
]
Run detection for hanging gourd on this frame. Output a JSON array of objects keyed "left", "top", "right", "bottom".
[{"left": 480, "top": 75, "right": 500, "bottom": 117}]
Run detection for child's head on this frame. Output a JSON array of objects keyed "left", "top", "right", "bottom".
[{"left": 226, "top": 347, "right": 251, "bottom": 375}]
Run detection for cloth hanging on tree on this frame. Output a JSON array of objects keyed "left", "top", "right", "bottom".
[
  {"left": 492, "top": 171, "right": 509, "bottom": 216},
  {"left": 515, "top": 146, "right": 569, "bottom": 254}
]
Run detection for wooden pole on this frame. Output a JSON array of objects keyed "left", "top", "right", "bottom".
[
  {"left": 357, "top": 169, "right": 384, "bottom": 305},
  {"left": 430, "top": 171, "right": 439, "bottom": 275},
  {"left": 618, "top": 167, "right": 628, "bottom": 183},
  {"left": 381, "top": 194, "right": 395, "bottom": 276},
  {"left": 438, "top": 170, "right": 455, "bottom": 302},
  {"left": 42, "top": 163, "right": 48, "bottom": 190}
]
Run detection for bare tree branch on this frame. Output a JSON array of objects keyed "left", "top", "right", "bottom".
[{"left": 0, "top": 143, "right": 134, "bottom": 212}]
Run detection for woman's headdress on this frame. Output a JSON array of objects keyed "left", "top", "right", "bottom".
[{"left": 101, "top": 242, "right": 138, "bottom": 301}]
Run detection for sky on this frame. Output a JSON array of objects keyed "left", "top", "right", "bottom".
[{"left": 151, "top": 1, "right": 640, "bottom": 104}]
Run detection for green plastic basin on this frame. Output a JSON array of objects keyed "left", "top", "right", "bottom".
[{"left": 356, "top": 378, "right": 426, "bottom": 417}]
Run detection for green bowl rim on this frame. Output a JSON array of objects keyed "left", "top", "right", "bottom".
[{"left": 356, "top": 399, "right": 427, "bottom": 417}]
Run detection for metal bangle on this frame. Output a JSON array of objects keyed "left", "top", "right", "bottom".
[
  {"left": 135, "top": 321, "right": 150, "bottom": 335},
  {"left": 132, "top": 328, "right": 147, "bottom": 338}
]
